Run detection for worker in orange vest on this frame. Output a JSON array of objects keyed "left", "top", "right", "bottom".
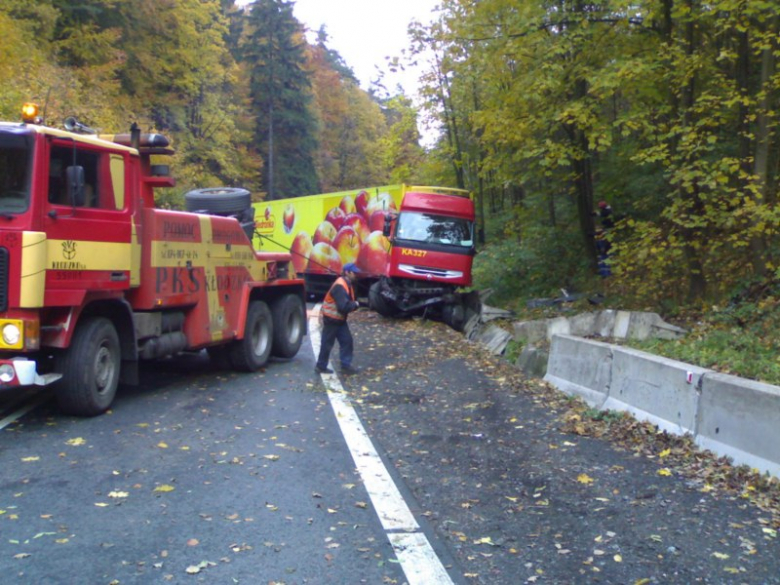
[{"left": 316, "top": 263, "right": 361, "bottom": 375}]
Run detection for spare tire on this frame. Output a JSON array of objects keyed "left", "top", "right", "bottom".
[{"left": 184, "top": 187, "right": 251, "bottom": 215}]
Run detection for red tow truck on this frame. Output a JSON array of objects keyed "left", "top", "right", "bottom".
[
  {"left": 0, "top": 104, "right": 307, "bottom": 416},
  {"left": 254, "top": 185, "right": 478, "bottom": 330}
]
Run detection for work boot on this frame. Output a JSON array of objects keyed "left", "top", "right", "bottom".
[{"left": 315, "top": 365, "right": 334, "bottom": 374}]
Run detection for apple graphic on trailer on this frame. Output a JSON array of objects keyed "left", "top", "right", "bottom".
[
  {"left": 357, "top": 231, "right": 391, "bottom": 275},
  {"left": 307, "top": 242, "right": 342, "bottom": 274},
  {"left": 325, "top": 207, "right": 346, "bottom": 231},
  {"left": 283, "top": 203, "right": 295, "bottom": 233},
  {"left": 342, "top": 212, "right": 370, "bottom": 243},
  {"left": 368, "top": 209, "right": 391, "bottom": 234},
  {"left": 339, "top": 195, "right": 356, "bottom": 216},
  {"left": 367, "top": 191, "right": 397, "bottom": 215},
  {"left": 333, "top": 226, "right": 361, "bottom": 265},
  {"left": 355, "top": 190, "right": 370, "bottom": 219},
  {"left": 290, "top": 231, "right": 313, "bottom": 274},
  {"left": 313, "top": 220, "right": 338, "bottom": 246}
]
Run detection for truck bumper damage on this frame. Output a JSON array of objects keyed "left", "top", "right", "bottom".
[{"left": 0, "top": 359, "right": 62, "bottom": 388}]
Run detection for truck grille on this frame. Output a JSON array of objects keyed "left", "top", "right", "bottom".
[
  {"left": 398, "top": 263, "right": 463, "bottom": 280},
  {"left": 0, "top": 247, "right": 7, "bottom": 312}
]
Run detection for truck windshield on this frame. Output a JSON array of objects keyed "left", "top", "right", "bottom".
[
  {"left": 0, "top": 133, "right": 33, "bottom": 214},
  {"left": 395, "top": 211, "right": 474, "bottom": 248}
]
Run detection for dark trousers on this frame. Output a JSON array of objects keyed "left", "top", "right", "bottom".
[{"left": 317, "top": 318, "right": 353, "bottom": 370}]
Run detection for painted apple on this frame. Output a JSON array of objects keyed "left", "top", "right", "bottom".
[
  {"left": 366, "top": 191, "right": 397, "bottom": 215},
  {"left": 357, "top": 230, "right": 390, "bottom": 275},
  {"left": 333, "top": 226, "right": 361, "bottom": 265},
  {"left": 339, "top": 195, "right": 356, "bottom": 216},
  {"left": 368, "top": 209, "right": 390, "bottom": 234},
  {"left": 342, "top": 212, "right": 370, "bottom": 243},
  {"left": 355, "top": 190, "right": 371, "bottom": 219},
  {"left": 313, "top": 220, "right": 338, "bottom": 246},
  {"left": 325, "top": 207, "right": 346, "bottom": 231},
  {"left": 283, "top": 203, "right": 295, "bottom": 233},
  {"left": 308, "top": 242, "right": 342, "bottom": 274},
  {"left": 290, "top": 231, "right": 312, "bottom": 275}
]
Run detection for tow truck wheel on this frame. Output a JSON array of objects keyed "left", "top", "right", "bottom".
[
  {"left": 369, "top": 281, "right": 397, "bottom": 318},
  {"left": 271, "top": 294, "right": 305, "bottom": 358},
  {"left": 230, "top": 300, "right": 273, "bottom": 371},
  {"left": 56, "top": 317, "right": 120, "bottom": 416}
]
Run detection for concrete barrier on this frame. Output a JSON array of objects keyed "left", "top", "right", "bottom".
[
  {"left": 543, "top": 334, "right": 780, "bottom": 477},
  {"left": 606, "top": 346, "right": 708, "bottom": 435},
  {"left": 544, "top": 335, "right": 612, "bottom": 408},
  {"left": 696, "top": 373, "right": 780, "bottom": 477}
]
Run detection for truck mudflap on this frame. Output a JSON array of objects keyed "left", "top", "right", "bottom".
[{"left": 0, "top": 359, "right": 62, "bottom": 387}]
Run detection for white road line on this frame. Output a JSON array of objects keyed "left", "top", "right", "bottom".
[
  {"left": 0, "top": 392, "right": 49, "bottom": 430},
  {"left": 309, "top": 309, "right": 454, "bottom": 585}
]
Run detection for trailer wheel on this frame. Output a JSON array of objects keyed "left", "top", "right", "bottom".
[
  {"left": 369, "top": 281, "right": 397, "bottom": 318},
  {"left": 230, "top": 300, "right": 273, "bottom": 371},
  {"left": 56, "top": 317, "right": 121, "bottom": 416},
  {"left": 271, "top": 294, "right": 305, "bottom": 358},
  {"left": 184, "top": 187, "right": 251, "bottom": 215}
]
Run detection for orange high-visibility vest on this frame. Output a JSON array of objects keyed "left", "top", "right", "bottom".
[{"left": 321, "top": 277, "right": 354, "bottom": 321}]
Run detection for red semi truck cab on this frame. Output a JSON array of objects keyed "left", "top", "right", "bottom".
[
  {"left": 386, "top": 189, "right": 475, "bottom": 288},
  {"left": 0, "top": 106, "right": 306, "bottom": 416}
]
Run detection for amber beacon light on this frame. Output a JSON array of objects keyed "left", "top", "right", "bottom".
[{"left": 21, "top": 102, "right": 43, "bottom": 124}]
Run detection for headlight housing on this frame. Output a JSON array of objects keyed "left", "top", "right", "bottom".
[{"left": 0, "top": 321, "right": 23, "bottom": 349}]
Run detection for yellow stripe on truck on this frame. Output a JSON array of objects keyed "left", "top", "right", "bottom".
[
  {"left": 20, "top": 232, "right": 46, "bottom": 308},
  {"left": 46, "top": 240, "right": 132, "bottom": 271},
  {"left": 150, "top": 216, "right": 268, "bottom": 342}
]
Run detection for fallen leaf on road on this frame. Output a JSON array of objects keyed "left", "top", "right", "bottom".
[
  {"left": 21, "top": 456, "right": 40, "bottom": 462},
  {"left": 154, "top": 485, "right": 175, "bottom": 493},
  {"left": 614, "top": 554, "right": 623, "bottom": 562},
  {"left": 712, "top": 552, "right": 729, "bottom": 560},
  {"left": 108, "top": 491, "right": 128, "bottom": 498},
  {"left": 657, "top": 468, "right": 672, "bottom": 476},
  {"left": 577, "top": 474, "right": 595, "bottom": 485},
  {"left": 66, "top": 438, "right": 86, "bottom": 446}
]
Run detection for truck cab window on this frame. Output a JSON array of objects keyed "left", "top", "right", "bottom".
[
  {"left": 0, "top": 133, "right": 33, "bottom": 213},
  {"left": 48, "top": 145, "right": 106, "bottom": 209}
]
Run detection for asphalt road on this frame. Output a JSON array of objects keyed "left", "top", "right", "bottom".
[
  {"left": 1, "top": 308, "right": 779, "bottom": 584},
  {"left": 0, "top": 323, "right": 409, "bottom": 584}
]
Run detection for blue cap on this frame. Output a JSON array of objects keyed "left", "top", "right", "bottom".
[{"left": 343, "top": 263, "right": 360, "bottom": 274}]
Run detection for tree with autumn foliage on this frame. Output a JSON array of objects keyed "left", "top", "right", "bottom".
[
  {"left": 414, "top": 0, "right": 780, "bottom": 308},
  {"left": 239, "top": 0, "right": 319, "bottom": 199}
]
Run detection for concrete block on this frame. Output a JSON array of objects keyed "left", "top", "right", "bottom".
[
  {"left": 513, "top": 320, "right": 548, "bottom": 345},
  {"left": 612, "top": 311, "right": 632, "bottom": 338},
  {"left": 475, "top": 324, "right": 512, "bottom": 355},
  {"left": 593, "top": 310, "right": 617, "bottom": 337},
  {"left": 544, "top": 335, "right": 612, "bottom": 408},
  {"left": 695, "top": 373, "right": 780, "bottom": 476},
  {"left": 516, "top": 344, "right": 549, "bottom": 378},
  {"left": 606, "top": 347, "right": 709, "bottom": 435},
  {"left": 569, "top": 312, "right": 598, "bottom": 337},
  {"left": 546, "top": 317, "right": 571, "bottom": 340}
]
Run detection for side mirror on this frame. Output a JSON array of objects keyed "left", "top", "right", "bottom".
[{"left": 66, "top": 165, "right": 85, "bottom": 207}]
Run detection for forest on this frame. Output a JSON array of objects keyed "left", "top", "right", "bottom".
[{"left": 1, "top": 0, "right": 779, "bottom": 314}]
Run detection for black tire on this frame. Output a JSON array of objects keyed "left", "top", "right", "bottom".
[
  {"left": 369, "top": 281, "right": 398, "bottom": 318},
  {"left": 56, "top": 317, "right": 121, "bottom": 416},
  {"left": 184, "top": 187, "right": 251, "bottom": 215},
  {"left": 230, "top": 301, "right": 273, "bottom": 371},
  {"left": 271, "top": 294, "right": 305, "bottom": 358}
]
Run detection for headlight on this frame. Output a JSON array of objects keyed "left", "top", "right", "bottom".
[
  {"left": 2, "top": 323, "right": 21, "bottom": 346},
  {"left": 0, "top": 364, "right": 15, "bottom": 383}
]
